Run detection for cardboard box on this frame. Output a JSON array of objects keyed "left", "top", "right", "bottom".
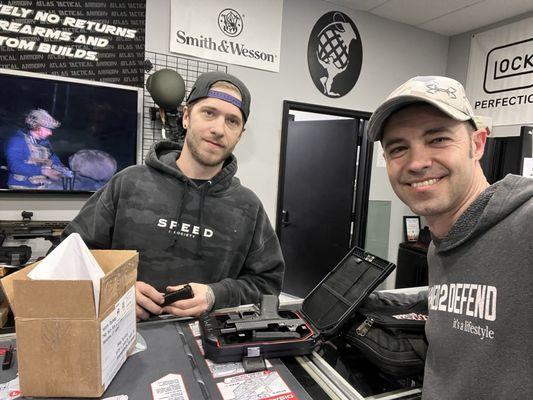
[{"left": 1, "top": 250, "right": 138, "bottom": 398}]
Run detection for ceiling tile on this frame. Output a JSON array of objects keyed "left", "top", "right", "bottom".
[
  {"left": 326, "top": 0, "right": 533, "bottom": 36},
  {"left": 419, "top": 0, "right": 533, "bottom": 36},
  {"left": 324, "top": 0, "right": 388, "bottom": 12},
  {"left": 371, "top": 0, "right": 481, "bottom": 26}
]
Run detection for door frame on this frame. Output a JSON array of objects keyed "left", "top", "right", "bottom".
[{"left": 276, "top": 100, "right": 373, "bottom": 248}]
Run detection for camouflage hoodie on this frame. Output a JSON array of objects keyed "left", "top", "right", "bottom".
[{"left": 63, "top": 140, "right": 284, "bottom": 309}]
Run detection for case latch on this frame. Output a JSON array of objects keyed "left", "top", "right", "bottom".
[{"left": 243, "top": 347, "right": 266, "bottom": 373}]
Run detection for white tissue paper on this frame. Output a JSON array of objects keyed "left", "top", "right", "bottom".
[{"left": 27, "top": 232, "right": 105, "bottom": 315}]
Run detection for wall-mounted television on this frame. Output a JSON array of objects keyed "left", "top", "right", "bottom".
[{"left": 0, "top": 68, "right": 142, "bottom": 193}]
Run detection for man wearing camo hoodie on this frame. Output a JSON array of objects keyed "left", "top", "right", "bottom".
[{"left": 63, "top": 72, "right": 284, "bottom": 320}]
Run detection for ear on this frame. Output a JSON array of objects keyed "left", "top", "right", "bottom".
[
  {"left": 472, "top": 128, "right": 488, "bottom": 161},
  {"left": 182, "top": 106, "right": 190, "bottom": 128}
]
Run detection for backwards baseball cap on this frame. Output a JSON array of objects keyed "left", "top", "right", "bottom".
[
  {"left": 186, "top": 71, "right": 251, "bottom": 123},
  {"left": 367, "top": 76, "right": 492, "bottom": 142},
  {"left": 25, "top": 108, "right": 60, "bottom": 130}
]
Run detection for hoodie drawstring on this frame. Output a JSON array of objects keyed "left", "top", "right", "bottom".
[
  {"left": 196, "top": 180, "right": 211, "bottom": 257},
  {"left": 168, "top": 180, "right": 211, "bottom": 258},
  {"left": 168, "top": 181, "right": 190, "bottom": 248}
]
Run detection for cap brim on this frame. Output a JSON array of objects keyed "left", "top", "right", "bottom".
[{"left": 367, "top": 95, "right": 472, "bottom": 142}]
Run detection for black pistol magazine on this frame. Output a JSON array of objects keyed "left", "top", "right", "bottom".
[
  {"left": 145, "top": 284, "right": 195, "bottom": 321},
  {"left": 162, "top": 284, "right": 194, "bottom": 306}
]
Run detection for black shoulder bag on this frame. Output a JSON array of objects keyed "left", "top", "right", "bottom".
[{"left": 342, "top": 290, "right": 428, "bottom": 377}]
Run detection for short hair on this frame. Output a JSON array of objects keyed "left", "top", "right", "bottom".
[{"left": 210, "top": 80, "right": 242, "bottom": 98}]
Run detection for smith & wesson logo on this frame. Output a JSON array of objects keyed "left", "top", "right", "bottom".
[
  {"left": 175, "top": 7, "right": 275, "bottom": 63},
  {"left": 218, "top": 8, "right": 243, "bottom": 37}
]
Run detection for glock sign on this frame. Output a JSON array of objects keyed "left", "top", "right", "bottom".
[{"left": 483, "top": 38, "right": 533, "bottom": 94}]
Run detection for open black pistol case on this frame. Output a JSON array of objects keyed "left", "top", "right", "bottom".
[{"left": 199, "top": 246, "right": 396, "bottom": 367}]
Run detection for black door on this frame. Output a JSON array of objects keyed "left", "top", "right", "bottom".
[{"left": 277, "top": 105, "right": 371, "bottom": 298}]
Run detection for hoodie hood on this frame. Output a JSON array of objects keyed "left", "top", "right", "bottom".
[
  {"left": 434, "top": 174, "right": 533, "bottom": 252},
  {"left": 144, "top": 140, "right": 241, "bottom": 255},
  {"left": 145, "top": 140, "right": 239, "bottom": 195}
]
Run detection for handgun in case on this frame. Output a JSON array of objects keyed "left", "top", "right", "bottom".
[{"left": 199, "top": 246, "right": 396, "bottom": 365}]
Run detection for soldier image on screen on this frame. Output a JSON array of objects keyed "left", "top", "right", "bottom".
[{"left": 4, "top": 108, "right": 73, "bottom": 190}]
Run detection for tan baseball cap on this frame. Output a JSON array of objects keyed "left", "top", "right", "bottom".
[{"left": 367, "top": 76, "right": 491, "bottom": 141}]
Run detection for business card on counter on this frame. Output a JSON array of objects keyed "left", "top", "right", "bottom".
[{"left": 151, "top": 373, "right": 189, "bottom": 400}]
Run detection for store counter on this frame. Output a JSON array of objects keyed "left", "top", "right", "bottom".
[{"left": 0, "top": 315, "right": 422, "bottom": 399}]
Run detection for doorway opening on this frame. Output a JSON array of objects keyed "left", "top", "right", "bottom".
[{"left": 277, "top": 101, "right": 373, "bottom": 297}]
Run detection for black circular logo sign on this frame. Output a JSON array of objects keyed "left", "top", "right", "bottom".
[
  {"left": 308, "top": 12, "right": 363, "bottom": 98},
  {"left": 218, "top": 8, "right": 244, "bottom": 37}
]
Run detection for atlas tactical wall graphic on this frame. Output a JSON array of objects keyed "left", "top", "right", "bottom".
[
  {"left": 0, "top": 1, "right": 145, "bottom": 87},
  {"left": 308, "top": 11, "right": 362, "bottom": 98}
]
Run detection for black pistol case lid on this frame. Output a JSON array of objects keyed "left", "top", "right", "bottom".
[
  {"left": 300, "top": 246, "right": 396, "bottom": 337},
  {"left": 199, "top": 246, "right": 395, "bottom": 363}
]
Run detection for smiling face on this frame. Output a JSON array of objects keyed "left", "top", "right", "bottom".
[
  {"left": 179, "top": 86, "right": 244, "bottom": 179},
  {"left": 382, "top": 104, "right": 489, "bottom": 235}
]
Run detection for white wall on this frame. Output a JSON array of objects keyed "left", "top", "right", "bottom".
[
  {"left": 0, "top": 194, "right": 88, "bottom": 221},
  {"left": 147, "top": 0, "right": 448, "bottom": 269},
  {"left": 446, "top": 11, "right": 533, "bottom": 84},
  {"left": 290, "top": 111, "right": 351, "bottom": 121},
  {"left": 1, "top": 0, "right": 450, "bottom": 278},
  {"left": 143, "top": 3, "right": 533, "bottom": 289}
]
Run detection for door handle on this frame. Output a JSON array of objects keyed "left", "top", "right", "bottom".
[{"left": 281, "top": 210, "right": 291, "bottom": 227}]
